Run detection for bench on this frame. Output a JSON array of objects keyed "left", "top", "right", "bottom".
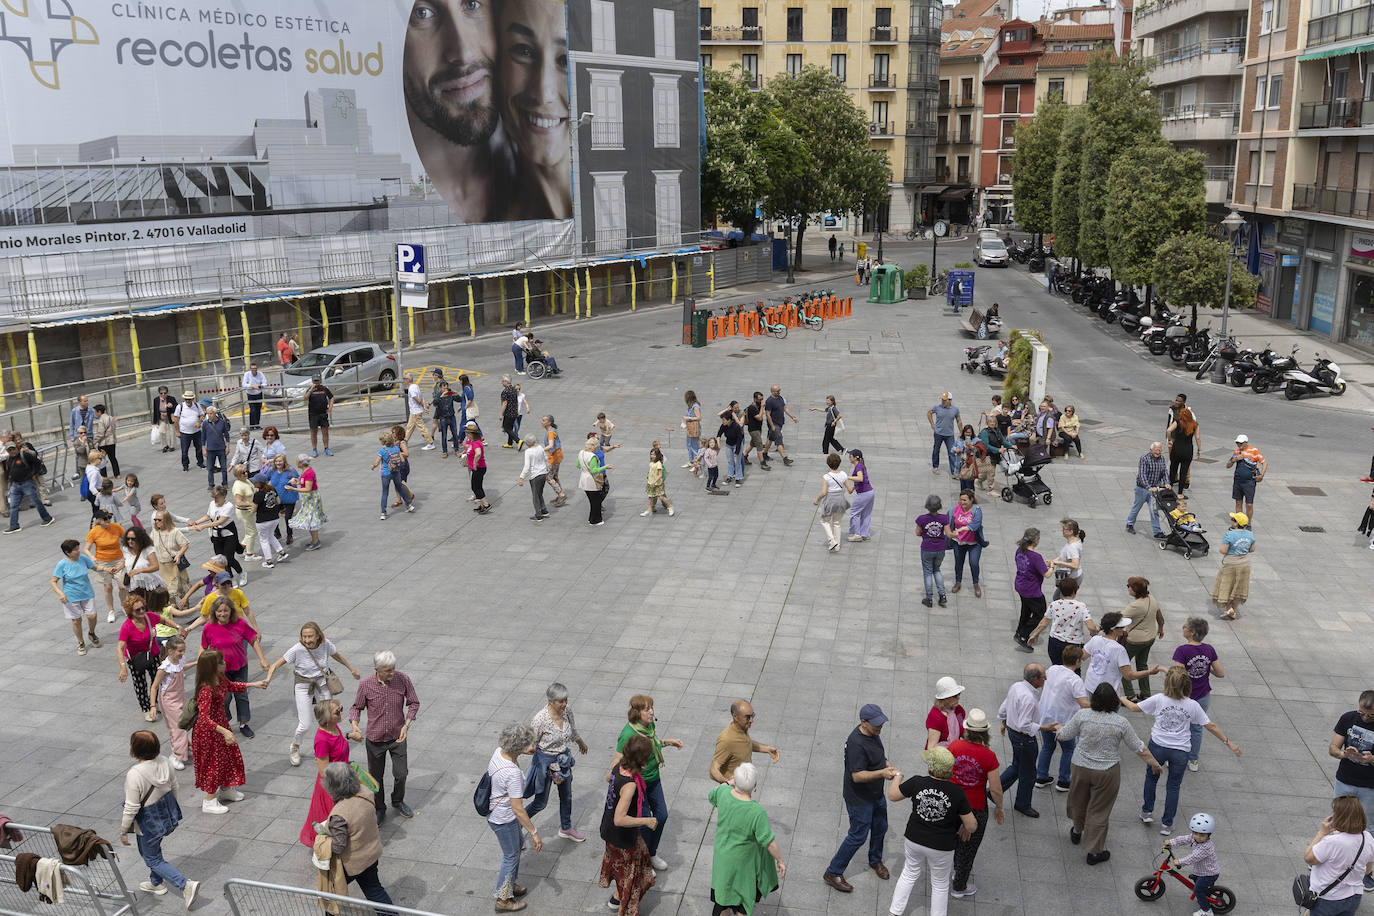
[{"left": 958, "top": 307, "right": 1000, "bottom": 338}]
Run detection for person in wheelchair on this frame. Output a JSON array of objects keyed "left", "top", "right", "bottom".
[{"left": 524, "top": 338, "right": 561, "bottom": 375}]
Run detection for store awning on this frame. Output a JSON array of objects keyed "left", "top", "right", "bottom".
[
  {"left": 920, "top": 185, "right": 950, "bottom": 195},
  {"left": 1299, "top": 40, "right": 1374, "bottom": 62},
  {"left": 940, "top": 187, "right": 975, "bottom": 201}
]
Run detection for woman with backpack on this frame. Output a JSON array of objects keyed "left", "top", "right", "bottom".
[
  {"left": 486, "top": 722, "right": 541, "bottom": 912},
  {"left": 371, "top": 431, "right": 414, "bottom": 520}
]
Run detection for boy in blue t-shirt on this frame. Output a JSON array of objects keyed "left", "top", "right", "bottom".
[{"left": 50, "top": 538, "right": 100, "bottom": 656}]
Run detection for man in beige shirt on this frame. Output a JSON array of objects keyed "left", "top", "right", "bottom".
[{"left": 710, "top": 699, "right": 781, "bottom": 783}]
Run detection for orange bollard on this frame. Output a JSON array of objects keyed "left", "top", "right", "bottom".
[
  {"left": 716, "top": 315, "right": 727, "bottom": 337},
  {"left": 742, "top": 312, "right": 753, "bottom": 338},
  {"left": 824, "top": 297, "right": 833, "bottom": 319},
  {"left": 706, "top": 318, "right": 716, "bottom": 341},
  {"left": 845, "top": 296, "right": 853, "bottom": 316},
  {"left": 728, "top": 313, "right": 738, "bottom": 336},
  {"left": 831, "top": 296, "right": 839, "bottom": 318}
]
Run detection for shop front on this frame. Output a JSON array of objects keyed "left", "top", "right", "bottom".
[{"left": 1344, "top": 232, "right": 1374, "bottom": 352}]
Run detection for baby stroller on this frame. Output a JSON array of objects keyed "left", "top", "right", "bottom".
[
  {"left": 1000, "top": 442, "right": 1053, "bottom": 507},
  {"left": 1155, "top": 487, "right": 1209, "bottom": 559}
]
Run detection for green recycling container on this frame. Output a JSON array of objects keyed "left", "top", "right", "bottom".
[{"left": 692, "top": 309, "right": 710, "bottom": 348}]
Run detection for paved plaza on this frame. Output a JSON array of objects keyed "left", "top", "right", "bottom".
[{"left": 2, "top": 237, "right": 1371, "bottom": 915}]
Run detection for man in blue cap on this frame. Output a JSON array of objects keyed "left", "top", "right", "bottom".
[{"left": 823, "top": 703, "right": 899, "bottom": 893}]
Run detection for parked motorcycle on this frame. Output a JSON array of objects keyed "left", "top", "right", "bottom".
[
  {"left": 1283, "top": 353, "right": 1346, "bottom": 399},
  {"left": 1227, "top": 345, "right": 1272, "bottom": 387},
  {"left": 1250, "top": 344, "right": 1300, "bottom": 394}
]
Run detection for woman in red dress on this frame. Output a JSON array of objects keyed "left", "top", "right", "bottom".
[
  {"left": 191, "top": 649, "right": 267, "bottom": 815},
  {"left": 300, "top": 698, "right": 352, "bottom": 845}
]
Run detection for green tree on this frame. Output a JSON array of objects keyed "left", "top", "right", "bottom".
[
  {"left": 1153, "top": 231, "right": 1259, "bottom": 329},
  {"left": 763, "top": 66, "right": 890, "bottom": 270},
  {"left": 1051, "top": 106, "right": 1090, "bottom": 264},
  {"left": 1104, "top": 142, "right": 1205, "bottom": 289},
  {"left": 1012, "top": 92, "right": 1066, "bottom": 238},
  {"left": 700, "top": 66, "right": 773, "bottom": 239},
  {"left": 1077, "top": 55, "right": 1161, "bottom": 268}
]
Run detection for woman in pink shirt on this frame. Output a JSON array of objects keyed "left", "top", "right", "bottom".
[
  {"left": 926, "top": 676, "right": 967, "bottom": 749},
  {"left": 118, "top": 593, "right": 165, "bottom": 721},
  {"left": 464, "top": 422, "right": 492, "bottom": 514},
  {"left": 287, "top": 455, "right": 326, "bottom": 551},
  {"left": 198, "top": 597, "right": 268, "bottom": 738}
]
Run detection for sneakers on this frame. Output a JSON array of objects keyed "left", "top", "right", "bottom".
[
  {"left": 938, "top": 594, "right": 948, "bottom": 607},
  {"left": 305, "top": 542, "right": 322, "bottom": 551},
  {"left": 950, "top": 884, "right": 977, "bottom": 898},
  {"left": 921, "top": 598, "right": 933, "bottom": 608},
  {"left": 1056, "top": 780, "right": 1071, "bottom": 792},
  {"left": 848, "top": 534, "right": 863, "bottom": 542},
  {"left": 183, "top": 880, "right": 200, "bottom": 908},
  {"left": 559, "top": 827, "right": 586, "bottom": 842},
  {"left": 650, "top": 855, "right": 668, "bottom": 871},
  {"left": 606, "top": 899, "right": 620, "bottom": 910},
  {"left": 107, "top": 609, "right": 117, "bottom": 623},
  {"left": 77, "top": 643, "right": 87, "bottom": 656},
  {"left": 261, "top": 560, "right": 275, "bottom": 569},
  {"left": 1139, "top": 811, "right": 1153, "bottom": 825},
  {"left": 667, "top": 507, "right": 675, "bottom": 517},
  {"left": 1160, "top": 824, "right": 1173, "bottom": 836},
  {"left": 640, "top": 510, "right": 651, "bottom": 517},
  {"left": 235, "top": 574, "right": 247, "bottom": 587},
  {"left": 1125, "top": 525, "right": 1136, "bottom": 534},
  {"left": 406, "top": 504, "right": 417, "bottom": 513},
  {"left": 289, "top": 744, "right": 302, "bottom": 767},
  {"left": 421, "top": 443, "right": 436, "bottom": 450},
  {"left": 170, "top": 757, "right": 185, "bottom": 771},
  {"left": 41, "top": 517, "right": 55, "bottom": 527},
  {"left": 277, "top": 551, "right": 289, "bottom": 561},
  {"left": 1187, "top": 760, "right": 1199, "bottom": 772},
  {"left": 1035, "top": 777, "right": 1054, "bottom": 789},
  {"left": 219, "top": 789, "right": 245, "bottom": 802},
  {"left": 783, "top": 457, "right": 794, "bottom": 466},
  {"left": 324, "top": 448, "right": 333, "bottom": 456},
  {"left": 311, "top": 449, "right": 319, "bottom": 457},
  {"left": 201, "top": 798, "right": 228, "bottom": 815},
  {"left": 139, "top": 881, "right": 168, "bottom": 895},
  {"left": 239, "top": 724, "right": 254, "bottom": 738}
]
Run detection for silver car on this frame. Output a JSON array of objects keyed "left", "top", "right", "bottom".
[
  {"left": 269, "top": 343, "right": 398, "bottom": 401},
  {"left": 975, "top": 237, "right": 1009, "bottom": 267}
]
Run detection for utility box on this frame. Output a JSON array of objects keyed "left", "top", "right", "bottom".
[
  {"left": 867, "top": 264, "right": 904, "bottom": 303},
  {"left": 691, "top": 309, "right": 710, "bottom": 348}
]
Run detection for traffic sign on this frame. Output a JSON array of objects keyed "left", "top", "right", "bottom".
[{"left": 396, "top": 242, "right": 428, "bottom": 309}]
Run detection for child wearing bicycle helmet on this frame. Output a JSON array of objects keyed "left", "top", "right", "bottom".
[{"left": 1165, "top": 812, "right": 1220, "bottom": 916}]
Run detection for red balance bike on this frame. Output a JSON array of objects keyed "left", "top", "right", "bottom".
[{"left": 1134, "top": 846, "right": 1236, "bottom": 913}]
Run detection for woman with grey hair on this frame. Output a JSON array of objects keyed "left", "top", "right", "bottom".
[
  {"left": 708, "top": 762, "right": 785, "bottom": 916},
  {"left": 300, "top": 698, "right": 351, "bottom": 847},
  {"left": 488, "top": 723, "right": 541, "bottom": 912},
  {"left": 322, "top": 762, "right": 393, "bottom": 909},
  {"left": 517, "top": 434, "right": 550, "bottom": 521},
  {"left": 526, "top": 682, "right": 590, "bottom": 841}
]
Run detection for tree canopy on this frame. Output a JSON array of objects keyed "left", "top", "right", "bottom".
[
  {"left": 1153, "top": 231, "right": 1259, "bottom": 327},
  {"left": 1104, "top": 142, "right": 1206, "bottom": 288},
  {"left": 1077, "top": 55, "right": 1162, "bottom": 268},
  {"left": 1012, "top": 92, "right": 1066, "bottom": 237},
  {"left": 701, "top": 66, "right": 773, "bottom": 241},
  {"left": 1051, "top": 106, "right": 1090, "bottom": 263}
]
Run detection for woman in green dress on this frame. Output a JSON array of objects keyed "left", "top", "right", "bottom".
[
  {"left": 611, "top": 694, "right": 684, "bottom": 871},
  {"left": 708, "top": 762, "right": 786, "bottom": 915}
]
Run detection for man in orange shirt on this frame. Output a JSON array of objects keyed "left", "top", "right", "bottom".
[
  {"left": 1226, "top": 434, "right": 1266, "bottom": 520},
  {"left": 83, "top": 509, "right": 126, "bottom": 622}
]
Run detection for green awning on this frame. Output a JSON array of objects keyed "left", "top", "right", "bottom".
[{"left": 1300, "top": 39, "right": 1374, "bottom": 62}]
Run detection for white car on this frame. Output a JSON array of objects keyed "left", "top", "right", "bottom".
[{"left": 975, "top": 237, "right": 1009, "bottom": 267}]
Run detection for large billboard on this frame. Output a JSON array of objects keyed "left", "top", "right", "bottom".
[{"left": 0, "top": 0, "right": 570, "bottom": 252}]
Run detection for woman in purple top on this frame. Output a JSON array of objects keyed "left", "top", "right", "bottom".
[
  {"left": 846, "top": 450, "right": 875, "bottom": 541},
  {"left": 915, "top": 494, "right": 950, "bottom": 608},
  {"left": 1172, "top": 618, "right": 1225, "bottom": 769},
  {"left": 1013, "top": 527, "right": 1054, "bottom": 650}
]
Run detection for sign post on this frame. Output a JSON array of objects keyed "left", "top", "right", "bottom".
[{"left": 394, "top": 243, "right": 426, "bottom": 377}]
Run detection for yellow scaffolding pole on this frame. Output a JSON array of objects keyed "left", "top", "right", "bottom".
[
  {"left": 709, "top": 258, "right": 716, "bottom": 297},
  {"left": 585, "top": 268, "right": 593, "bottom": 318},
  {"left": 443, "top": 284, "right": 452, "bottom": 333},
  {"left": 647, "top": 263, "right": 654, "bottom": 299},
  {"left": 195, "top": 311, "right": 207, "bottom": 367},
  {"left": 605, "top": 268, "right": 612, "bottom": 309},
  {"left": 320, "top": 300, "right": 330, "bottom": 347},
  {"left": 27, "top": 331, "right": 42, "bottom": 403},
  {"left": 561, "top": 272, "right": 568, "bottom": 314},
  {"left": 573, "top": 271, "right": 581, "bottom": 319},
  {"left": 523, "top": 275, "right": 531, "bottom": 325},
  {"left": 106, "top": 322, "right": 118, "bottom": 378},
  {"left": 671, "top": 261, "right": 678, "bottom": 303},
  {"left": 498, "top": 276, "right": 507, "bottom": 325},
  {"left": 217, "top": 311, "right": 231, "bottom": 375},
  {"left": 128, "top": 320, "right": 144, "bottom": 388},
  {"left": 467, "top": 283, "right": 476, "bottom": 337},
  {"left": 630, "top": 264, "right": 637, "bottom": 310},
  {"left": 390, "top": 290, "right": 401, "bottom": 354},
  {"left": 408, "top": 307, "right": 416, "bottom": 347},
  {"left": 239, "top": 309, "right": 251, "bottom": 366},
  {"left": 295, "top": 301, "right": 305, "bottom": 348},
  {"left": 6, "top": 334, "right": 20, "bottom": 394}
]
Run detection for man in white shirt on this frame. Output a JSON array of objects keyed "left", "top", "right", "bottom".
[
  {"left": 1035, "top": 646, "right": 1091, "bottom": 791},
  {"left": 998, "top": 664, "right": 1046, "bottom": 818},
  {"left": 173, "top": 391, "right": 204, "bottom": 471},
  {"left": 241, "top": 362, "right": 268, "bottom": 429},
  {"left": 402, "top": 374, "right": 436, "bottom": 449}
]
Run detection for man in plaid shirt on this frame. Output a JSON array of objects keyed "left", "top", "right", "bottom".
[{"left": 1126, "top": 442, "right": 1169, "bottom": 537}]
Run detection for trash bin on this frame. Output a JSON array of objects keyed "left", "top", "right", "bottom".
[
  {"left": 867, "top": 264, "right": 905, "bottom": 304},
  {"left": 692, "top": 309, "right": 710, "bottom": 348},
  {"left": 856, "top": 242, "right": 867, "bottom": 260}
]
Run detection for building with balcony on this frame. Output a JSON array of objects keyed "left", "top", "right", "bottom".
[
  {"left": 979, "top": 19, "right": 1045, "bottom": 224},
  {"left": 932, "top": 33, "right": 1001, "bottom": 224},
  {"left": 699, "top": 1, "right": 941, "bottom": 232},
  {"left": 1227, "top": 0, "right": 1374, "bottom": 351},
  {"left": 1133, "top": 0, "right": 1246, "bottom": 210}
]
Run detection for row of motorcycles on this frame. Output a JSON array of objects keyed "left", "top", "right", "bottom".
[
  {"left": 1049, "top": 266, "right": 1347, "bottom": 400},
  {"left": 1009, "top": 238, "right": 1053, "bottom": 272}
]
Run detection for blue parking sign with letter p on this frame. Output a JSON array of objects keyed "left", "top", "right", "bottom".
[{"left": 397, "top": 243, "right": 425, "bottom": 276}]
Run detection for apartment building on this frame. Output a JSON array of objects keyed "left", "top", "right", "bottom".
[
  {"left": 980, "top": 19, "right": 1046, "bottom": 224},
  {"left": 699, "top": 0, "right": 943, "bottom": 232},
  {"left": 933, "top": 27, "right": 1001, "bottom": 225},
  {"left": 1232, "top": 0, "right": 1374, "bottom": 349},
  {"left": 1133, "top": 0, "right": 1247, "bottom": 214}
]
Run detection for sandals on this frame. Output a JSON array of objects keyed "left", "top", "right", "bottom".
[{"left": 1220, "top": 610, "right": 1238, "bottom": 620}]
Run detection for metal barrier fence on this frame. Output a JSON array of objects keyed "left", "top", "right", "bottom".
[
  {"left": 0, "top": 823, "right": 138, "bottom": 916},
  {"left": 224, "top": 879, "right": 446, "bottom": 916}
]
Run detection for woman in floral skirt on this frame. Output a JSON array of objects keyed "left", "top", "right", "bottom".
[
  {"left": 599, "top": 734, "right": 658, "bottom": 914},
  {"left": 300, "top": 698, "right": 352, "bottom": 845},
  {"left": 287, "top": 454, "right": 326, "bottom": 550},
  {"left": 191, "top": 648, "right": 267, "bottom": 814}
]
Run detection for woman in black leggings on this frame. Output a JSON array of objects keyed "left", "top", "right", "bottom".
[
  {"left": 189, "top": 485, "right": 244, "bottom": 586},
  {"left": 810, "top": 395, "right": 844, "bottom": 454}
]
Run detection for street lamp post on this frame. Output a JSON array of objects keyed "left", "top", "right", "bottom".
[{"left": 1212, "top": 209, "right": 1247, "bottom": 384}]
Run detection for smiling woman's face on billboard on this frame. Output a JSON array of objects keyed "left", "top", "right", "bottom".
[{"left": 500, "top": 0, "right": 569, "bottom": 171}]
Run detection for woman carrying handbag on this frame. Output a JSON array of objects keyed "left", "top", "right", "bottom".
[{"left": 1299, "top": 796, "right": 1374, "bottom": 914}]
